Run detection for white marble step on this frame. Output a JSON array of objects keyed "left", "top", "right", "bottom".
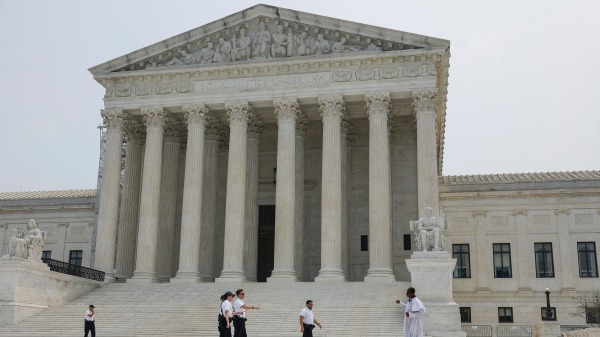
[{"left": 1, "top": 281, "right": 409, "bottom": 337}]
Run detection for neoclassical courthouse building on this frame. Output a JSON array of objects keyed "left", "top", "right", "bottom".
[{"left": 1, "top": 4, "right": 599, "bottom": 327}]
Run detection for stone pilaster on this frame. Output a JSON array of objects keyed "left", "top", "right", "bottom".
[
  {"left": 217, "top": 101, "right": 251, "bottom": 282},
  {"left": 95, "top": 108, "right": 125, "bottom": 280},
  {"left": 315, "top": 95, "right": 346, "bottom": 282},
  {"left": 473, "top": 211, "right": 490, "bottom": 292},
  {"left": 115, "top": 120, "right": 145, "bottom": 280},
  {"left": 514, "top": 210, "right": 532, "bottom": 291},
  {"left": 244, "top": 116, "right": 262, "bottom": 281},
  {"left": 556, "top": 209, "right": 575, "bottom": 291},
  {"left": 295, "top": 113, "right": 308, "bottom": 281},
  {"left": 413, "top": 89, "right": 439, "bottom": 216},
  {"left": 199, "top": 117, "right": 222, "bottom": 281},
  {"left": 340, "top": 115, "right": 353, "bottom": 279},
  {"left": 270, "top": 99, "right": 299, "bottom": 281},
  {"left": 131, "top": 107, "right": 166, "bottom": 282},
  {"left": 156, "top": 118, "right": 182, "bottom": 282},
  {"left": 364, "top": 92, "right": 395, "bottom": 282},
  {"left": 174, "top": 104, "right": 209, "bottom": 282}
]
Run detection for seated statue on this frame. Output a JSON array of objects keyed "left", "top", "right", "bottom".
[
  {"left": 409, "top": 207, "right": 445, "bottom": 251},
  {"left": 8, "top": 219, "right": 46, "bottom": 261}
]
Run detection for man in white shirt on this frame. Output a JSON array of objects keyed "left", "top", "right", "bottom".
[
  {"left": 396, "top": 287, "right": 425, "bottom": 337},
  {"left": 84, "top": 304, "right": 95, "bottom": 337},
  {"left": 233, "top": 288, "right": 260, "bottom": 337},
  {"left": 220, "top": 292, "right": 235, "bottom": 337},
  {"left": 299, "top": 300, "right": 322, "bottom": 337}
]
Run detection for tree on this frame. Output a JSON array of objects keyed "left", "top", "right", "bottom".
[{"left": 573, "top": 289, "right": 600, "bottom": 326}]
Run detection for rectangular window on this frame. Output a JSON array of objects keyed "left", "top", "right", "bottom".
[
  {"left": 69, "top": 250, "right": 83, "bottom": 266},
  {"left": 42, "top": 251, "right": 52, "bottom": 260},
  {"left": 535, "top": 243, "right": 555, "bottom": 278},
  {"left": 460, "top": 307, "right": 471, "bottom": 323},
  {"left": 453, "top": 244, "right": 471, "bottom": 278},
  {"left": 541, "top": 307, "right": 557, "bottom": 321},
  {"left": 493, "top": 243, "right": 512, "bottom": 278},
  {"left": 403, "top": 234, "right": 412, "bottom": 251},
  {"left": 578, "top": 242, "right": 598, "bottom": 277},
  {"left": 498, "top": 307, "right": 513, "bottom": 323},
  {"left": 360, "top": 235, "right": 368, "bottom": 252},
  {"left": 586, "top": 308, "right": 600, "bottom": 324}
]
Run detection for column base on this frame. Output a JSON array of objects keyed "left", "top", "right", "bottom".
[
  {"left": 314, "top": 268, "right": 346, "bottom": 282},
  {"left": 216, "top": 270, "right": 246, "bottom": 283},
  {"left": 102, "top": 272, "right": 117, "bottom": 283},
  {"left": 268, "top": 269, "right": 298, "bottom": 282},
  {"left": 364, "top": 267, "right": 395, "bottom": 283},
  {"left": 129, "top": 271, "right": 159, "bottom": 283}
]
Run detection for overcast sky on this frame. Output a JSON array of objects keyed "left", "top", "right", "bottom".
[{"left": 0, "top": 0, "right": 598, "bottom": 192}]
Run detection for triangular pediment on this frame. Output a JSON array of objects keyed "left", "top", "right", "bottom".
[{"left": 89, "top": 4, "right": 449, "bottom": 75}]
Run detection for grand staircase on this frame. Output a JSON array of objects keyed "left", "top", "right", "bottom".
[{"left": 1, "top": 281, "right": 409, "bottom": 336}]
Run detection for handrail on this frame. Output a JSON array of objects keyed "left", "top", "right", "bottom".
[{"left": 42, "top": 258, "right": 105, "bottom": 282}]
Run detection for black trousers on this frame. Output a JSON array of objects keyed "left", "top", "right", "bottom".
[
  {"left": 218, "top": 317, "right": 232, "bottom": 337},
  {"left": 84, "top": 320, "right": 95, "bottom": 337},
  {"left": 233, "top": 317, "right": 247, "bottom": 337},
  {"left": 302, "top": 323, "right": 315, "bottom": 337}
]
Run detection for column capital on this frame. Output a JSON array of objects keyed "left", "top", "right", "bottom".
[
  {"left": 124, "top": 120, "right": 146, "bottom": 143},
  {"left": 513, "top": 210, "right": 528, "bottom": 216},
  {"left": 179, "top": 129, "right": 188, "bottom": 150},
  {"left": 274, "top": 98, "right": 299, "bottom": 122},
  {"left": 412, "top": 89, "right": 439, "bottom": 115},
  {"left": 247, "top": 115, "right": 263, "bottom": 138},
  {"left": 205, "top": 116, "right": 224, "bottom": 141},
  {"left": 472, "top": 210, "right": 487, "bottom": 218},
  {"left": 183, "top": 104, "right": 209, "bottom": 126},
  {"left": 555, "top": 208, "right": 570, "bottom": 215},
  {"left": 225, "top": 101, "right": 252, "bottom": 125},
  {"left": 142, "top": 107, "right": 166, "bottom": 129},
  {"left": 101, "top": 108, "right": 125, "bottom": 130},
  {"left": 365, "top": 92, "right": 391, "bottom": 118},
  {"left": 164, "top": 118, "right": 183, "bottom": 143},
  {"left": 296, "top": 112, "right": 309, "bottom": 137},
  {"left": 318, "top": 95, "right": 345, "bottom": 120}
]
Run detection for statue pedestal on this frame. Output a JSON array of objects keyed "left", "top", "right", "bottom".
[
  {"left": 406, "top": 251, "right": 466, "bottom": 337},
  {"left": 532, "top": 321, "right": 561, "bottom": 337}
]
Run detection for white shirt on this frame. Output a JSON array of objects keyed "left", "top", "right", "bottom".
[
  {"left": 299, "top": 307, "right": 314, "bottom": 325},
  {"left": 84, "top": 310, "right": 95, "bottom": 322},
  {"left": 221, "top": 300, "right": 233, "bottom": 318},
  {"left": 399, "top": 297, "right": 425, "bottom": 337},
  {"left": 234, "top": 298, "right": 245, "bottom": 318}
]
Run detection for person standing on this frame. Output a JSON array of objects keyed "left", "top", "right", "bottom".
[
  {"left": 299, "top": 300, "right": 322, "bottom": 337},
  {"left": 233, "top": 289, "right": 260, "bottom": 337},
  {"left": 396, "top": 287, "right": 425, "bottom": 337},
  {"left": 84, "top": 304, "right": 95, "bottom": 337},
  {"left": 219, "top": 292, "right": 235, "bottom": 337}
]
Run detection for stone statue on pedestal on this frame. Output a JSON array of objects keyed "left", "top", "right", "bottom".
[
  {"left": 410, "top": 207, "right": 446, "bottom": 251},
  {"left": 6, "top": 219, "right": 46, "bottom": 261}
]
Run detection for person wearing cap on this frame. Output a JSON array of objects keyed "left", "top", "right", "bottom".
[
  {"left": 299, "top": 300, "right": 322, "bottom": 337},
  {"left": 233, "top": 288, "right": 260, "bottom": 337},
  {"left": 84, "top": 304, "right": 95, "bottom": 337},
  {"left": 395, "top": 287, "right": 425, "bottom": 337},
  {"left": 219, "top": 291, "right": 235, "bottom": 337}
]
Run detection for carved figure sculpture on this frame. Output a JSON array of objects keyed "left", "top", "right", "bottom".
[
  {"left": 332, "top": 37, "right": 348, "bottom": 53},
  {"left": 270, "top": 25, "right": 288, "bottom": 58},
  {"left": 294, "top": 31, "right": 310, "bottom": 56},
  {"left": 8, "top": 219, "right": 46, "bottom": 261},
  {"left": 409, "top": 207, "right": 445, "bottom": 251},
  {"left": 213, "top": 37, "right": 232, "bottom": 63},
  {"left": 311, "top": 34, "right": 330, "bottom": 55},
  {"left": 165, "top": 50, "right": 196, "bottom": 66},
  {"left": 232, "top": 28, "right": 252, "bottom": 61},
  {"left": 196, "top": 42, "right": 215, "bottom": 64},
  {"left": 252, "top": 21, "right": 272, "bottom": 59}
]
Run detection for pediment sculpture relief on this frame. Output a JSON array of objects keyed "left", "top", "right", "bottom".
[{"left": 117, "top": 19, "right": 422, "bottom": 72}]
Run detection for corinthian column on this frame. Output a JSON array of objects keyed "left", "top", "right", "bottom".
[
  {"left": 156, "top": 118, "right": 181, "bottom": 282},
  {"left": 244, "top": 116, "right": 262, "bottom": 281},
  {"left": 174, "top": 104, "right": 209, "bottom": 282},
  {"left": 295, "top": 113, "right": 308, "bottom": 281},
  {"left": 199, "top": 117, "right": 223, "bottom": 282},
  {"left": 364, "top": 92, "right": 395, "bottom": 282},
  {"left": 315, "top": 95, "right": 346, "bottom": 282},
  {"left": 270, "top": 99, "right": 299, "bottom": 281},
  {"left": 217, "top": 101, "right": 251, "bottom": 282},
  {"left": 131, "top": 107, "right": 166, "bottom": 282},
  {"left": 95, "top": 108, "right": 125, "bottom": 280},
  {"left": 413, "top": 89, "right": 439, "bottom": 216},
  {"left": 115, "top": 120, "right": 145, "bottom": 280},
  {"left": 341, "top": 115, "right": 354, "bottom": 279}
]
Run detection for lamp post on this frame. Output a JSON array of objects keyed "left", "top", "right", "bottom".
[{"left": 544, "top": 288, "right": 553, "bottom": 321}]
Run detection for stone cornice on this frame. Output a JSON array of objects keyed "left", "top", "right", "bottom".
[{"left": 440, "top": 188, "right": 600, "bottom": 201}]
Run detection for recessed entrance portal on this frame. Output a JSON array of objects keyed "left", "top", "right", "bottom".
[{"left": 257, "top": 205, "right": 275, "bottom": 282}]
